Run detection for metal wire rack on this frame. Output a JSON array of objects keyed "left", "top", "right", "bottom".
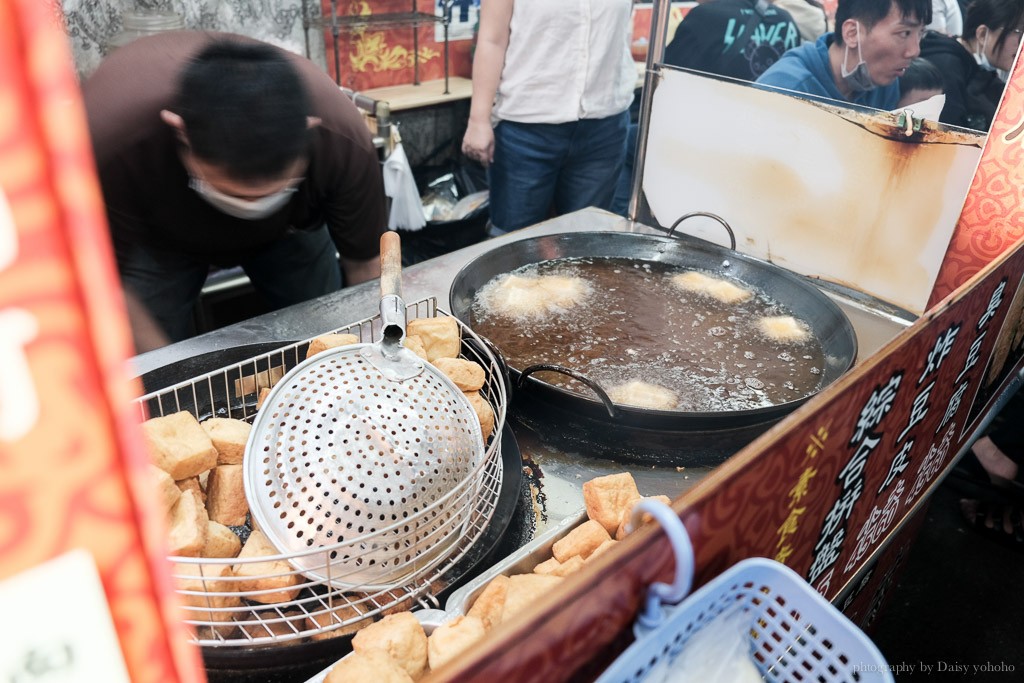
[{"left": 135, "top": 298, "right": 507, "bottom": 647}]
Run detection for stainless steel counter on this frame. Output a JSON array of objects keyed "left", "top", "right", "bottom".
[{"left": 130, "top": 208, "right": 913, "bottom": 537}]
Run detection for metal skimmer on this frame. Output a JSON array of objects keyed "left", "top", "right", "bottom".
[{"left": 243, "top": 232, "right": 485, "bottom": 589}]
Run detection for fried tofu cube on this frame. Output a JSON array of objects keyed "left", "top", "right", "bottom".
[
  {"left": 256, "top": 387, "right": 272, "bottom": 410},
  {"left": 242, "top": 609, "right": 305, "bottom": 644},
  {"left": 404, "top": 334, "right": 429, "bottom": 360},
  {"left": 177, "top": 476, "right": 205, "bottom": 504},
  {"left": 583, "top": 472, "right": 641, "bottom": 535},
  {"left": 552, "top": 519, "right": 611, "bottom": 562},
  {"left": 535, "top": 554, "right": 585, "bottom": 577},
  {"left": 407, "top": 317, "right": 460, "bottom": 361},
  {"left": 143, "top": 411, "right": 218, "bottom": 480},
  {"left": 233, "top": 530, "right": 301, "bottom": 604},
  {"left": 501, "top": 574, "right": 564, "bottom": 623},
  {"left": 466, "top": 575, "right": 509, "bottom": 632},
  {"left": 201, "top": 417, "right": 251, "bottom": 465},
  {"left": 168, "top": 489, "right": 209, "bottom": 557},
  {"left": 306, "top": 333, "right": 360, "bottom": 359},
  {"left": 203, "top": 521, "right": 242, "bottom": 558},
  {"left": 351, "top": 611, "right": 428, "bottom": 679},
  {"left": 587, "top": 540, "right": 618, "bottom": 562},
  {"left": 433, "top": 357, "right": 486, "bottom": 392},
  {"left": 205, "top": 464, "right": 248, "bottom": 527},
  {"left": 173, "top": 562, "right": 241, "bottom": 623},
  {"left": 149, "top": 463, "right": 180, "bottom": 515},
  {"left": 615, "top": 495, "right": 674, "bottom": 540},
  {"left": 306, "top": 603, "right": 369, "bottom": 641},
  {"left": 326, "top": 651, "right": 413, "bottom": 683},
  {"left": 427, "top": 615, "right": 487, "bottom": 671},
  {"left": 463, "top": 391, "right": 495, "bottom": 441}
]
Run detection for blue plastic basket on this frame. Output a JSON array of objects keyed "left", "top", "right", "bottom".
[{"left": 596, "top": 501, "right": 895, "bottom": 683}]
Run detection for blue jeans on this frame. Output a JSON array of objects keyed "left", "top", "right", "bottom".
[
  {"left": 610, "top": 121, "right": 640, "bottom": 217},
  {"left": 488, "top": 111, "right": 629, "bottom": 233},
  {"left": 115, "top": 226, "right": 342, "bottom": 341}
]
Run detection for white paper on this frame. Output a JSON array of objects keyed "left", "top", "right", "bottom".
[
  {"left": 0, "top": 550, "right": 132, "bottom": 683},
  {"left": 891, "top": 94, "right": 946, "bottom": 122}
]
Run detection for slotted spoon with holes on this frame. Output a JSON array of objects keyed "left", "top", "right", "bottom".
[{"left": 243, "top": 231, "right": 485, "bottom": 589}]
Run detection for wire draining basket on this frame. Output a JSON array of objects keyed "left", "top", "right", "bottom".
[
  {"left": 596, "top": 501, "right": 895, "bottom": 683},
  {"left": 133, "top": 298, "right": 507, "bottom": 648}
]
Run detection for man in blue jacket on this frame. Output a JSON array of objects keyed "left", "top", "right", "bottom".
[{"left": 756, "top": 0, "right": 932, "bottom": 109}]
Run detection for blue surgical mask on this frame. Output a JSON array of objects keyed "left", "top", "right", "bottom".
[
  {"left": 189, "top": 177, "right": 297, "bottom": 220},
  {"left": 841, "top": 23, "right": 878, "bottom": 92},
  {"left": 973, "top": 32, "right": 995, "bottom": 71}
]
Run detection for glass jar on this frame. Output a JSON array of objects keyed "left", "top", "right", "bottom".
[{"left": 104, "top": 9, "right": 185, "bottom": 53}]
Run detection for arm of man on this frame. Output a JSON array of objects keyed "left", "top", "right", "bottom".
[
  {"left": 339, "top": 253, "right": 380, "bottom": 285},
  {"left": 461, "top": 0, "right": 514, "bottom": 165},
  {"left": 315, "top": 118, "right": 388, "bottom": 283}
]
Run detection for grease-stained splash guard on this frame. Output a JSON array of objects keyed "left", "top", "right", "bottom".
[{"left": 639, "top": 68, "right": 984, "bottom": 316}]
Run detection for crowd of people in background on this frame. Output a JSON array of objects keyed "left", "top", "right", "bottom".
[{"left": 463, "top": 0, "right": 1022, "bottom": 234}]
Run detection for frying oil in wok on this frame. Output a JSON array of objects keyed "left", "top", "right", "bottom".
[{"left": 470, "top": 258, "right": 826, "bottom": 412}]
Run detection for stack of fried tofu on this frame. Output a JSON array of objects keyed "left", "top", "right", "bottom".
[{"left": 323, "top": 472, "right": 671, "bottom": 679}]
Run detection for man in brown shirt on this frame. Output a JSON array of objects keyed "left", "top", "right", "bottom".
[{"left": 84, "top": 32, "right": 387, "bottom": 348}]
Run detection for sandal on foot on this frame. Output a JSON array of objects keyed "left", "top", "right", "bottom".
[{"left": 959, "top": 498, "right": 1024, "bottom": 552}]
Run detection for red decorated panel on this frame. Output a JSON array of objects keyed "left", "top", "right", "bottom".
[
  {"left": 0, "top": 2, "right": 205, "bottom": 682},
  {"left": 320, "top": 0, "right": 472, "bottom": 90},
  {"left": 929, "top": 54, "right": 1024, "bottom": 308}
]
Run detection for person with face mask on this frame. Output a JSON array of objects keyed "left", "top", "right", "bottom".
[
  {"left": 919, "top": 0, "right": 1024, "bottom": 130},
  {"left": 84, "top": 34, "right": 387, "bottom": 349},
  {"left": 756, "top": 0, "right": 932, "bottom": 110}
]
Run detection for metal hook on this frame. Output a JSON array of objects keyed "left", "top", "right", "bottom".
[{"left": 631, "top": 499, "right": 695, "bottom": 629}]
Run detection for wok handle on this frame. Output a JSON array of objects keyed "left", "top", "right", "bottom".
[
  {"left": 518, "top": 364, "right": 620, "bottom": 419},
  {"left": 380, "top": 230, "right": 403, "bottom": 299},
  {"left": 667, "top": 211, "right": 736, "bottom": 252}
]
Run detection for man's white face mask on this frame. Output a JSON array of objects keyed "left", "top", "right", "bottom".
[
  {"left": 189, "top": 176, "right": 298, "bottom": 220},
  {"left": 841, "top": 22, "right": 878, "bottom": 92}
]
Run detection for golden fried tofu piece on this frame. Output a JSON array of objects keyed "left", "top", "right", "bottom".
[
  {"left": 433, "top": 357, "right": 486, "bottom": 392},
  {"left": 351, "top": 611, "right": 428, "bottom": 679},
  {"left": 173, "top": 561, "right": 241, "bottom": 623},
  {"left": 205, "top": 464, "right": 248, "bottom": 527},
  {"left": 149, "top": 463, "right": 180, "bottom": 515},
  {"left": 232, "top": 530, "right": 301, "bottom": 604},
  {"left": 326, "top": 651, "right": 413, "bottom": 683},
  {"left": 583, "top": 472, "right": 641, "bottom": 535},
  {"left": 463, "top": 390, "right": 495, "bottom": 441},
  {"left": 201, "top": 417, "right": 251, "bottom": 465},
  {"left": 404, "top": 334, "right": 429, "bottom": 360},
  {"left": 306, "top": 333, "right": 360, "bottom": 359},
  {"left": 534, "top": 555, "right": 585, "bottom": 577},
  {"left": 552, "top": 519, "right": 611, "bottom": 562},
  {"left": 466, "top": 574, "right": 509, "bottom": 632},
  {"left": 143, "top": 411, "right": 218, "bottom": 480},
  {"left": 203, "top": 520, "right": 242, "bottom": 558},
  {"left": 615, "top": 495, "right": 673, "bottom": 540},
  {"left": 305, "top": 602, "right": 369, "bottom": 641},
  {"left": 407, "top": 317, "right": 460, "bottom": 361},
  {"left": 427, "top": 616, "right": 487, "bottom": 671},
  {"left": 168, "top": 489, "right": 209, "bottom": 557},
  {"left": 501, "top": 574, "right": 563, "bottom": 623}
]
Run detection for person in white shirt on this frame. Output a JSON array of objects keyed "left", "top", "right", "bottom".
[
  {"left": 927, "top": 0, "right": 964, "bottom": 35},
  {"left": 461, "top": 0, "right": 635, "bottom": 234}
]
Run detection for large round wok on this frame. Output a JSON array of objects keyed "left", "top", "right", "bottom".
[{"left": 449, "top": 229, "right": 858, "bottom": 464}]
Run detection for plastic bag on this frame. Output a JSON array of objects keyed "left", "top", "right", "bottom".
[
  {"left": 382, "top": 142, "right": 426, "bottom": 231},
  {"left": 649, "top": 606, "right": 763, "bottom": 683}
]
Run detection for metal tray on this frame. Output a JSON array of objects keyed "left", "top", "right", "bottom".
[{"left": 303, "top": 510, "right": 589, "bottom": 683}]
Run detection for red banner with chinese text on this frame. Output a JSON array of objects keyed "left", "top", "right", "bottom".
[{"left": 0, "top": 2, "right": 205, "bottom": 682}]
